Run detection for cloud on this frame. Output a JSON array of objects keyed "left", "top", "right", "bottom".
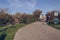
[
  {"left": 8, "top": 0, "right": 24, "bottom": 8},
  {"left": 26, "top": 1, "right": 36, "bottom": 10},
  {"left": 7, "top": 0, "right": 37, "bottom": 10}
]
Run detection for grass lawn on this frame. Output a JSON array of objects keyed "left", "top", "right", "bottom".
[
  {"left": 0, "top": 23, "right": 26, "bottom": 40},
  {"left": 48, "top": 24, "right": 60, "bottom": 30}
]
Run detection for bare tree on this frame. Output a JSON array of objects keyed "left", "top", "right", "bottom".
[{"left": 33, "top": 10, "right": 42, "bottom": 21}]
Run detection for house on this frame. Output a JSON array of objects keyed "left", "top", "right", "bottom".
[
  {"left": 40, "top": 14, "right": 46, "bottom": 22},
  {"left": 46, "top": 11, "right": 60, "bottom": 24}
]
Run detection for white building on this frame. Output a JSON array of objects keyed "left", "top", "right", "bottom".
[{"left": 40, "top": 14, "right": 46, "bottom": 21}]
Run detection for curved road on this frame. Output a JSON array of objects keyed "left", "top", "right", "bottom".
[{"left": 14, "top": 22, "right": 60, "bottom": 40}]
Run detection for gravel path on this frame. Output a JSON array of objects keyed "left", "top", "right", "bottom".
[{"left": 14, "top": 22, "right": 60, "bottom": 40}]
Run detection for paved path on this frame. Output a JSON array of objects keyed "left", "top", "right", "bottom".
[{"left": 14, "top": 22, "right": 60, "bottom": 40}]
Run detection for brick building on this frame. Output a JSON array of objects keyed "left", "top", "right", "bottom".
[{"left": 46, "top": 11, "right": 60, "bottom": 23}]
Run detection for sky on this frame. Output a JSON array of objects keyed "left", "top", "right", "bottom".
[{"left": 0, "top": 0, "right": 60, "bottom": 14}]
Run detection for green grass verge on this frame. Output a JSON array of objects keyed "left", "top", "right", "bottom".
[
  {"left": 0, "top": 23, "right": 26, "bottom": 40},
  {"left": 48, "top": 24, "right": 60, "bottom": 30}
]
